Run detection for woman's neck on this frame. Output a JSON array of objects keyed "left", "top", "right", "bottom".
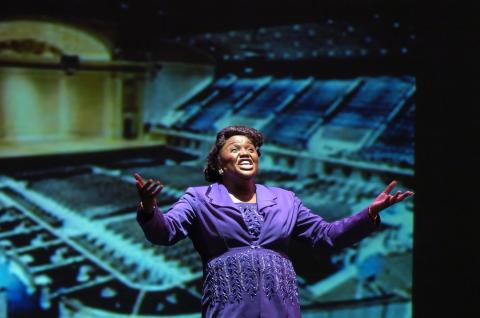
[{"left": 223, "top": 178, "right": 256, "bottom": 203}]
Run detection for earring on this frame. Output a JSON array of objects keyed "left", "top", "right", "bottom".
[{"left": 218, "top": 168, "right": 224, "bottom": 175}]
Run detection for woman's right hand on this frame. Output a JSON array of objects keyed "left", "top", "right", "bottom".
[{"left": 134, "top": 173, "right": 164, "bottom": 214}]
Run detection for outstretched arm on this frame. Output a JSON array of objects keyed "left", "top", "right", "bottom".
[
  {"left": 134, "top": 173, "right": 196, "bottom": 245},
  {"left": 292, "top": 181, "right": 413, "bottom": 250}
]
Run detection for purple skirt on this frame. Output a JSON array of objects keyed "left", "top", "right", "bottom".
[{"left": 202, "top": 247, "right": 301, "bottom": 318}]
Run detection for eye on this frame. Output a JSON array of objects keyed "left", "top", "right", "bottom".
[
  {"left": 231, "top": 148, "right": 238, "bottom": 153},
  {"left": 249, "top": 148, "right": 255, "bottom": 153}
]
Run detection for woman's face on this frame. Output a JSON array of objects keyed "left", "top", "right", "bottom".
[{"left": 218, "top": 135, "right": 259, "bottom": 182}]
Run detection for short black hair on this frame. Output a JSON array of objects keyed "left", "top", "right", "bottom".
[{"left": 204, "top": 126, "right": 264, "bottom": 183}]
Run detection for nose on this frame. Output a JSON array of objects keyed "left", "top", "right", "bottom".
[{"left": 239, "top": 148, "right": 249, "bottom": 156}]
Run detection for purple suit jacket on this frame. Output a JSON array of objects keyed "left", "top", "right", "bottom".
[
  {"left": 138, "top": 182, "right": 378, "bottom": 264},
  {"left": 138, "top": 182, "right": 379, "bottom": 317}
]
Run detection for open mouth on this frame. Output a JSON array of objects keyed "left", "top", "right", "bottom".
[{"left": 237, "top": 159, "right": 254, "bottom": 170}]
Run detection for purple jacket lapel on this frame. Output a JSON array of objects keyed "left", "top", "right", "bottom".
[
  {"left": 206, "top": 183, "right": 234, "bottom": 208},
  {"left": 256, "top": 184, "right": 277, "bottom": 212}
]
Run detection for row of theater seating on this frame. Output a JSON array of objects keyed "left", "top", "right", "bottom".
[
  {"left": 328, "top": 77, "right": 413, "bottom": 129},
  {"left": 0, "top": 201, "right": 112, "bottom": 300},
  {"left": 262, "top": 79, "right": 354, "bottom": 148},
  {"left": 353, "top": 102, "right": 415, "bottom": 166},
  {"left": 28, "top": 174, "right": 139, "bottom": 220},
  {"left": 167, "top": 74, "right": 415, "bottom": 167}
]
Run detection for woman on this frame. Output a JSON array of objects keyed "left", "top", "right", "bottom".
[{"left": 134, "top": 126, "right": 413, "bottom": 318}]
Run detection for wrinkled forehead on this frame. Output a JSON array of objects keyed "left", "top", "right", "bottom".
[{"left": 223, "top": 135, "right": 254, "bottom": 147}]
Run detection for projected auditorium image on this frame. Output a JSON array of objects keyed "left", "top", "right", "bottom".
[{"left": 0, "top": 2, "right": 414, "bottom": 318}]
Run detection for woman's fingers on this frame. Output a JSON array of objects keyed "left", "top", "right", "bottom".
[
  {"left": 372, "top": 182, "right": 414, "bottom": 214},
  {"left": 145, "top": 179, "right": 156, "bottom": 192},
  {"left": 151, "top": 183, "right": 164, "bottom": 197},
  {"left": 133, "top": 173, "right": 145, "bottom": 187},
  {"left": 389, "top": 190, "right": 414, "bottom": 205},
  {"left": 145, "top": 185, "right": 163, "bottom": 198},
  {"left": 145, "top": 181, "right": 162, "bottom": 194},
  {"left": 392, "top": 190, "right": 402, "bottom": 201},
  {"left": 398, "top": 191, "right": 414, "bottom": 201},
  {"left": 138, "top": 180, "right": 163, "bottom": 198},
  {"left": 134, "top": 174, "right": 164, "bottom": 199},
  {"left": 143, "top": 179, "right": 153, "bottom": 190},
  {"left": 383, "top": 180, "right": 397, "bottom": 195}
]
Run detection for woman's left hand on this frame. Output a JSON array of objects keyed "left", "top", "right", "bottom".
[{"left": 370, "top": 180, "right": 414, "bottom": 215}]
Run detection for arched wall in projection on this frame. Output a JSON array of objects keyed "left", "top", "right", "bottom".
[{"left": 0, "top": 20, "right": 121, "bottom": 147}]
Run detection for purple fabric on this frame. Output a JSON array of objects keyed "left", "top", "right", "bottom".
[
  {"left": 137, "top": 183, "right": 378, "bottom": 318},
  {"left": 235, "top": 203, "right": 263, "bottom": 240}
]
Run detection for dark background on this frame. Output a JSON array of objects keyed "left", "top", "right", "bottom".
[{"left": 415, "top": 2, "right": 480, "bottom": 317}]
